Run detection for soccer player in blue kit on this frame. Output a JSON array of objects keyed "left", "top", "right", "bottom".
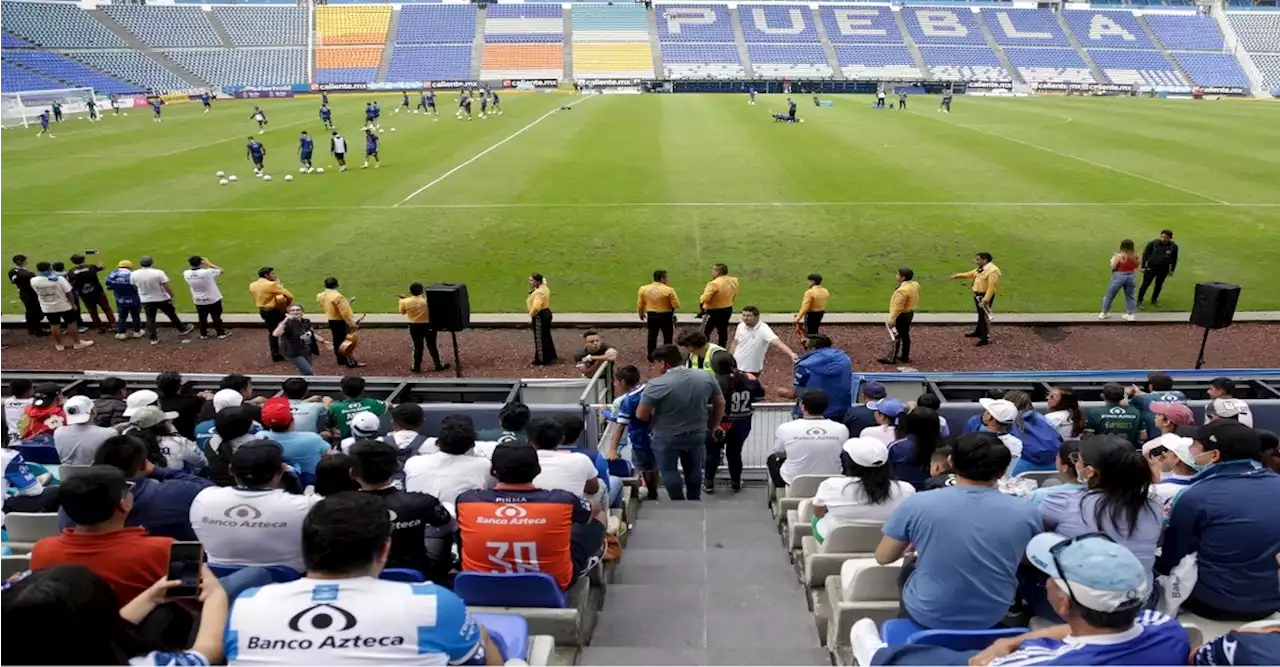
[
  {"left": 362, "top": 128, "right": 380, "bottom": 169},
  {"left": 37, "top": 110, "right": 52, "bottom": 137},
  {"left": 490, "top": 90, "right": 501, "bottom": 115},
  {"left": 364, "top": 102, "right": 376, "bottom": 129},
  {"left": 479, "top": 92, "right": 489, "bottom": 119},
  {"left": 150, "top": 97, "right": 163, "bottom": 122},
  {"left": 319, "top": 102, "right": 333, "bottom": 128},
  {"left": 321, "top": 90, "right": 329, "bottom": 106},
  {"left": 749, "top": 87, "right": 757, "bottom": 105},
  {"left": 247, "top": 136, "right": 266, "bottom": 176},
  {"left": 298, "top": 130, "right": 314, "bottom": 172},
  {"left": 400, "top": 90, "right": 410, "bottom": 113},
  {"left": 458, "top": 92, "right": 472, "bottom": 120},
  {"left": 940, "top": 86, "right": 953, "bottom": 114},
  {"left": 201, "top": 92, "right": 212, "bottom": 113},
  {"left": 250, "top": 105, "right": 267, "bottom": 134},
  {"left": 371, "top": 101, "right": 381, "bottom": 128}
]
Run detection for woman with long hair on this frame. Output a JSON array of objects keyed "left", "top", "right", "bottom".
[
  {"left": 1099, "top": 239, "right": 1139, "bottom": 321},
  {"left": 1044, "top": 386, "right": 1085, "bottom": 440},
  {"left": 1027, "top": 439, "right": 1083, "bottom": 507},
  {"left": 706, "top": 351, "right": 764, "bottom": 493},
  {"left": 809, "top": 437, "right": 914, "bottom": 543},
  {"left": 887, "top": 407, "right": 944, "bottom": 490},
  {"left": 125, "top": 405, "right": 205, "bottom": 472}
]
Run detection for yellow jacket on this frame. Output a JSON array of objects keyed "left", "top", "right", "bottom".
[
  {"left": 527, "top": 284, "right": 550, "bottom": 316},
  {"left": 953, "top": 264, "right": 1002, "bottom": 300},
  {"left": 796, "top": 286, "right": 830, "bottom": 321},
  {"left": 700, "top": 275, "right": 739, "bottom": 310},
  {"left": 888, "top": 281, "right": 919, "bottom": 324},
  {"left": 249, "top": 278, "right": 293, "bottom": 310},
  {"left": 316, "top": 289, "right": 354, "bottom": 326},
  {"left": 637, "top": 282, "right": 679, "bottom": 313}
]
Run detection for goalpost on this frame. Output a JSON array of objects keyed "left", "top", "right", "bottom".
[{"left": 1, "top": 86, "right": 99, "bottom": 129}]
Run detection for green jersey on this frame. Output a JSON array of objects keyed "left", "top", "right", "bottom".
[
  {"left": 327, "top": 397, "right": 387, "bottom": 438},
  {"left": 1085, "top": 403, "right": 1143, "bottom": 445}
]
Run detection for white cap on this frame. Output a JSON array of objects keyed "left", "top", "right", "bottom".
[
  {"left": 1206, "top": 398, "right": 1253, "bottom": 428},
  {"left": 979, "top": 398, "right": 1018, "bottom": 424},
  {"left": 841, "top": 437, "right": 889, "bottom": 468},
  {"left": 122, "top": 389, "right": 159, "bottom": 417},
  {"left": 1142, "top": 433, "right": 1193, "bottom": 466},
  {"left": 349, "top": 411, "right": 381, "bottom": 437},
  {"left": 64, "top": 395, "right": 94, "bottom": 425},
  {"left": 213, "top": 388, "right": 244, "bottom": 412}
]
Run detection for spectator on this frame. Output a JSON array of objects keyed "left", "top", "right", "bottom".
[
  {"left": 155, "top": 371, "right": 206, "bottom": 440},
  {"left": 1158, "top": 420, "right": 1280, "bottom": 621},
  {"left": 68, "top": 253, "right": 115, "bottom": 333},
  {"left": 810, "top": 437, "right": 915, "bottom": 543},
  {"left": 574, "top": 330, "right": 618, "bottom": 377},
  {"left": 1146, "top": 434, "right": 1197, "bottom": 505},
  {"left": 1004, "top": 390, "right": 1064, "bottom": 476},
  {"left": 9, "top": 253, "right": 48, "bottom": 338},
  {"left": 786, "top": 334, "right": 852, "bottom": 421},
  {"left": 636, "top": 344, "right": 724, "bottom": 501},
  {"left": 129, "top": 255, "right": 193, "bottom": 345},
  {"left": 608, "top": 366, "right": 659, "bottom": 501},
  {"left": 1085, "top": 383, "right": 1143, "bottom": 445},
  {"left": 678, "top": 329, "right": 724, "bottom": 375},
  {"left": 766, "top": 389, "right": 848, "bottom": 489},
  {"left": 887, "top": 406, "right": 944, "bottom": 490},
  {"left": 1191, "top": 620, "right": 1280, "bottom": 667},
  {"left": 248, "top": 266, "right": 293, "bottom": 363},
  {"left": 1127, "top": 372, "right": 1188, "bottom": 441},
  {"left": 257, "top": 397, "right": 331, "bottom": 479},
  {"left": 182, "top": 255, "right": 231, "bottom": 340},
  {"left": 226, "top": 492, "right": 503, "bottom": 665},
  {"left": 3, "top": 378, "right": 34, "bottom": 442},
  {"left": 860, "top": 398, "right": 906, "bottom": 446},
  {"left": 338, "top": 412, "right": 382, "bottom": 452},
  {"left": 327, "top": 376, "right": 387, "bottom": 439},
  {"left": 457, "top": 444, "right": 606, "bottom": 593},
  {"left": 54, "top": 395, "right": 115, "bottom": 465},
  {"left": 707, "top": 351, "right": 764, "bottom": 493},
  {"left": 554, "top": 412, "right": 620, "bottom": 505},
  {"left": 282, "top": 377, "right": 330, "bottom": 434},
  {"left": 1, "top": 564, "right": 229, "bottom": 665},
  {"left": 963, "top": 389, "right": 1008, "bottom": 434},
  {"left": 93, "top": 377, "right": 130, "bottom": 428},
  {"left": 853, "top": 534, "right": 1190, "bottom": 667},
  {"left": 979, "top": 398, "right": 1023, "bottom": 473},
  {"left": 528, "top": 418, "right": 599, "bottom": 498},
  {"left": 126, "top": 406, "right": 205, "bottom": 473},
  {"left": 923, "top": 446, "right": 956, "bottom": 490},
  {"left": 206, "top": 406, "right": 262, "bottom": 487},
  {"left": 30, "top": 465, "right": 171, "bottom": 606},
  {"left": 190, "top": 441, "right": 316, "bottom": 572},
  {"left": 1137, "top": 228, "right": 1178, "bottom": 309},
  {"left": 914, "top": 392, "right": 950, "bottom": 438},
  {"left": 88, "top": 434, "right": 211, "bottom": 540},
  {"left": 728, "top": 306, "right": 797, "bottom": 377},
  {"left": 194, "top": 388, "right": 255, "bottom": 453},
  {"left": 1098, "top": 239, "right": 1139, "bottom": 321},
  {"left": 1044, "top": 387, "right": 1085, "bottom": 440},
  {"left": 19, "top": 383, "right": 66, "bottom": 444},
  {"left": 476, "top": 401, "right": 531, "bottom": 445},
  {"left": 122, "top": 389, "right": 159, "bottom": 421},
  {"left": 104, "top": 259, "right": 142, "bottom": 340},
  {"left": 350, "top": 439, "right": 454, "bottom": 583},
  {"left": 273, "top": 303, "right": 327, "bottom": 376},
  {"left": 842, "top": 381, "right": 886, "bottom": 436},
  {"left": 30, "top": 261, "right": 93, "bottom": 351},
  {"left": 875, "top": 432, "right": 1041, "bottom": 629},
  {"left": 1206, "top": 397, "right": 1254, "bottom": 428},
  {"left": 196, "top": 374, "right": 264, "bottom": 424},
  {"left": 1261, "top": 430, "right": 1279, "bottom": 475},
  {"left": 405, "top": 414, "right": 493, "bottom": 507},
  {"left": 1034, "top": 436, "right": 1162, "bottom": 616},
  {"left": 1206, "top": 376, "right": 1240, "bottom": 410},
  {"left": 382, "top": 402, "right": 430, "bottom": 456},
  {"left": 1, "top": 445, "right": 56, "bottom": 517},
  {"left": 314, "top": 452, "right": 359, "bottom": 496},
  {"left": 1150, "top": 402, "right": 1194, "bottom": 437}
]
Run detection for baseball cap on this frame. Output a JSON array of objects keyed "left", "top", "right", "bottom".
[
  {"left": 32, "top": 383, "right": 61, "bottom": 409},
  {"left": 842, "top": 437, "right": 889, "bottom": 467},
  {"left": 979, "top": 398, "right": 1018, "bottom": 424},
  {"left": 348, "top": 411, "right": 381, "bottom": 438},
  {"left": 870, "top": 397, "right": 906, "bottom": 419},
  {"left": 122, "top": 389, "right": 158, "bottom": 417},
  {"left": 260, "top": 396, "right": 294, "bottom": 430},
  {"left": 231, "top": 440, "right": 285, "bottom": 486},
  {"left": 1196, "top": 418, "right": 1259, "bottom": 455},
  {"left": 1162, "top": 436, "right": 1196, "bottom": 468},
  {"left": 1150, "top": 402, "right": 1195, "bottom": 427},
  {"left": 64, "top": 395, "right": 94, "bottom": 425},
  {"left": 1025, "top": 532, "right": 1148, "bottom": 613},
  {"left": 861, "top": 381, "right": 887, "bottom": 402},
  {"left": 1206, "top": 398, "right": 1253, "bottom": 428},
  {"left": 213, "top": 388, "right": 244, "bottom": 412},
  {"left": 129, "top": 405, "right": 179, "bottom": 430},
  {"left": 1142, "top": 432, "right": 1188, "bottom": 458},
  {"left": 117, "top": 260, "right": 134, "bottom": 269}
]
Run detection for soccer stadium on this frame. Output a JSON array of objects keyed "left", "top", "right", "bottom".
[{"left": 2, "top": 0, "right": 1279, "bottom": 665}]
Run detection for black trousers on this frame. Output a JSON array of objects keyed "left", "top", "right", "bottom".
[
  {"left": 532, "top": 309, "right": 557, "bottom": 365},
  {"left": 703, "top": 307, "right": 733, "bottom": 347},
  {"left": 1137, "top": 267, "right": 1170, "bottom": 304},
  {"left": 706, "top": 419, "right": 751, "bottom": 487},
  {"left": 804, "top": 311, "right": 824, "bottom": 336},
  {"left": 766, "top": 452, "right": 787, "bottom": 489},
  {"left": 21, "top": 296, "right": 45, "bottom": 335},
  {"left": 409, "top": 322, "right": 442, "bottom": 370},
  {"left": 143, "top": 300, "right": 185, "bottom": 341},
  {"left": 259, "top": 308, "right": 285, "bottom": 361},
  {"left": 196, "top": 301, "right": 227, "bottom": 337},
  {"left": 972, "top": 293, "right": 994, "bottom": 342},
  {"left": 82, "top": 292, "right": 115, "bottom": 328},
  {"left": 891, "top": 312, "right": 914, "bottom": 362},
  {"left": 645, "top": 311, "right": 674, "bottom": 361},
  {"left": 328, "top": 320, "right": 356, "bottom": 366}
]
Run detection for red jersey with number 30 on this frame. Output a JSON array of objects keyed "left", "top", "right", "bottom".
[{"left": 456, "top": 487, "right": 591, "bottom": 590}]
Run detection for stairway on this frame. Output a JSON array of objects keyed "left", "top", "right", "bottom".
[
  {"left": 562, "top": 6, "right": 574, "bottom": 81},
  {"left": 646, "top": 4, "right": 664, "bottom": 79},
  {"left": 470, "top": 5, "right": 485, "bottom": 82},
  {"left": 1137, "top": 14, "right": 1192, "bottom": 85},
  {"left": 91, "top": 9, "right": 207, "bottom": 88},
  {"left": 728, "top": 7, "right": 755, "bottom": 78},
  {"left": 812, "top": 7, "right": 844, "bottom": 80},
  {"left": 975, "top": 12, "right": 1022, "bottom": 84},
  {"left": 377, "top": 7, "right": 399, "bottom": 83},
  {"left": 893, "top": 9, "right": 930, "bottom": 79},
  {"left": 206, "top": 8, "right": 234, "bottom": 48},
  {"left": 1057, "top": 11, "right": 1107, "bottom": 83}
]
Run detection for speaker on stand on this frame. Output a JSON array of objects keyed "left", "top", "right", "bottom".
[
  {"left": 426, "top": 283, "right": 470, "bottom": 378},
  {"left": 1189, "top": 282, "right": 1240, "bottom": 369}
]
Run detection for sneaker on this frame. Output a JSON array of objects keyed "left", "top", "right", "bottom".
[
  {"left": 217, "top": 331, "right": 233, "bottom": 339},
  {"left": 179, "top": 324, "right": 195, "bottom": 336},
  {"left": 131, "top": 331, "right": 144, "bottom": 339},
  {"left": 114, "top": 333, "right": 127, "bottom": 340},
  {"left": 1122, "top": 313, "right": 1136, "bottom": 322},
  {"left": 702, "top": 481, "right": 716, "bottom": 495},
  {"left": 77, "top": 326, "right": 89, "bottom": 334},
  {"left": 975, "top": 339, "right": 990, "bottom": 347},
  {"left": 54, "top": 344, "right": 65, "bottom": 352},
  {"left": 878, "top": 357, "right": 898, "bottom": 365},
  {"left": 731, "top": 482, "right": 742, "bottom": 493},
  {"left": 73, "top": 340, "right": 94, "bottom": 350},
  {"left": 150, "top": 339, "right": 159, "bottom": 345},
  {"left": 1098, "top": 312, "right": 1110, "bottom": 320},
  {"left": 1151, "top": 300, "right": 1161, "bottom": 308},
  {"left": 434, "top": 363, "right": 451, "bottom": 372}
]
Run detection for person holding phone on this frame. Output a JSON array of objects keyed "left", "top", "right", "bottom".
[
  {"left": 69, "top": 251, "right": 117, "bottom": 334},
  {"left": 273, "top": 304, "right": 328, "bottom": 376}
]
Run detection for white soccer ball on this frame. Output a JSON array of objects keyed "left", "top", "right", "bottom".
[
  {"left": 284, "top": 174, "right": 293, "bottom": 182},
  {"left": 316, "top": 168, "right": 325, "bottom": 174},
  {"left": 300, "top": 167, "right": 308, "bottom": 173},
  {"left": 254, "top": 172, "right": 263, "bottom": 178},
  {"left": 394, "top": 108, "right": 400, "bottom": 113},
  {"left": 263, "top": 174, "right": 272, "bottom": 181},
  {"left": 228, "top": 175, "right": 238, "bottom": 182},
  {"left": 123, "top": 112, "right": 128, "bottom": 116},
  {"left": 216, "top": 170, "right": 225, "bottom": 177},
  {"left": 378, "top": 128, "right": 384, "bottom": 133},
  {"left": 799, "top": 119, "right": 805, "bottom": 123},
  {"left": 412, "top": 109, "right": 419, "bottom": 114},
  {"left": 219, "top": 178, "right": 228, "bottom": 185},
  {"left": 390, "top": 128, "right": 396, "bottom": 132}
]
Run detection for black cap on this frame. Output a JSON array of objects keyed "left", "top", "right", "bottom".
[
  {"left": 1195, "top": 419, "right": 1261, "bottom": 461},
  {"left": 232, "top": 440, "right": 285, "bottom": 486},
  {"left": 491, "top": 443, "right": 540, "bottom": 484},
  {"left": 32, "top": 382, "right": 61, "bottom": 408}
]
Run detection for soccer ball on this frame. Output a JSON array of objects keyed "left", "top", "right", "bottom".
[
  {"left": 378, "top": 128, "right": 384, "bottom": 133},
  {"left": 284, "top": 174, "right": 293, "bottom": 182},
  {"left": 219, "top": 178, "right": 228, "bottom": 185},
  {"left": 228, "top": 175, "right": 238, "bottom": 182},
  {"left": 316, "top": 168, "right": 325, "bottom": 174},
  {"left": 799, "top": 119, "right": 805, "bottom": 123},
  {"left": 390, "top": 128, "right": 396, "bottom": 132},
  {"left": 299, "top": 167, "right": 307, "bottom": 173},
  {"left": 254, "top": 172, "right": 263, "bottom": 178},
  {"left": 263, "top": 175, "right": 272, "bottom": 181},
  {"left": 216, "top": 170, "right": 225, "bottom": 177}
]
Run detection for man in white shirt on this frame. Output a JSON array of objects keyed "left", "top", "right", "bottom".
[
  {"left": 29, "top": 261, "right": 93, "bottom": 351},
  {"left": 54, "top": 395, "right": 116, "bottom": 465},
  {"left": 766, "top": 389, "right": 849, "bottom": 487},
  {"left": 729, "top": 306, "right": 798, "bottom": 376},
  {"left": 380, "top": 403, "right": 432, "bottom": 456},
  {"left": 979, "top": 398, "right": 1024, "bottom": 475},
  {"left": 405, "top": 415, "right": 493, "bottom": 508},
  {"left": 130, "top": 255, "right": 193, "bottom": 345},
  {"left": 3, "top": 379, "right": 34, "bottom": 442},
  {"left": 182, "top": 256, "right": 231, "bottom": 341},
  {"left": 226, "top": 492, "right": 505, "bottom": 665},
  {"left": 529, "top": 418, "right": 599, "bottom": 498},
  {"left": 189, "top": 441, "right": 317, "bottom": 572}
]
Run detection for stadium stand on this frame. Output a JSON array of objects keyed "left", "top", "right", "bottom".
[
  {"left": 661, "top": 42, "right": 744, "bottom": 79},
  {"left": 983, "top": 9, "right": 1071, "bottom": 47},
  {"left": 0, "top": 1, "right": 126, "bottom": 48},
  {"left": 834, "top": 45, "right": 920, "bottom": 80},
  {"left": 1, "top": 49, "right": 137, "bottom": 93},
  {"left": 385, "top": 45, "right": 473, "bottom": 82},
  {"left": 316, "top": 46, "right": 381, "bottom": 84},
  {"left": 657, "top": 4, "right": 737, "bottom": 42},
  {"left": 1089, "top": 48, "right": 1188, "bottom": 87},
  {"left": 316, "top": 5, "right": 391, "bottom": 46},
  {"left": 656, "top": 5, "right": 742, "bottom": 80},
  {"left": 480, "top": 4, "right": 563, "bottom": 80},
  {"left": 394, "top": 4, "right": 477, "bottom": 44},
  {"left": 482, "top": 44, "right": 565, "bottom": 80},
  {"left": 740, "top": 5, "right": 821, "bottom": 43},
  {"left": 0, "top": 60, "right": 64, "bottom": 92},
  {"left": 1172, "top": 51, "right": 1250, "bottom": 87},
  {"left": 820, "top": 6, "right": 904, "bottom": 44},
  {"left": 1005, "top": 47, "right": 1096, "bottom": 83},
  {"left": 749, "top": 43, "right": 833, "bottom": 78},
  {"left": 163, "top": 48, "right": 306, "bottom": 87},
  {"left": 3, "top": 32, "right": 31, "bottom": 49},
  {"left": 485, "top": 4, "right": 563, "bottom": 43},
  {"left": 902, "top": 8, "right": 988, "bottom": 46},
  {"left": 1144, "top": 13, "right": 1224, "bottom": 51},
  {"left": 919, "top": 45, "right": 1010, "bottom": 81},
  {"left": 1228, "top": 11, "right": 1280, "bottom": 93},
  {"left": 67, "top": 50, "right": 191, "bottom": 92},
  {"left": 571, "top": 3, "right": 654, "bottom": 80},
  {"left": 101, "top": 6, "right": 221, "bottom": 48},
  {"left": 1063, "top": 9, "right": 1154, "bottom": 49},
  {"left": 214, "top": 7, "right": 307, "bottom": 47}
]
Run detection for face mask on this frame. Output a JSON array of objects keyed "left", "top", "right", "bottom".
[{"left": 1190, "top": 452, "right": 1215, "bottom": 472}]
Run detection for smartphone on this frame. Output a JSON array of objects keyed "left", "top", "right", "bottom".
[
  {"left": 165, "top": 542, "right": 204, "bottom": 599},
  {"left": 85, "top": 249, "right": 98, "bottom": 255}
]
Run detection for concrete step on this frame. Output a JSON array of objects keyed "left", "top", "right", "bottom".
[
  {"left": 813, "top": 6, "right": 844, "bottom": 80},
  {"left": 894, "top": 9, "right": 930, "bottom": 79},
  {"left": 729, "top": 7, "right": 754, "bottom": 78},
  {"left": 1058, "top": 10, "right": 1107, "bottom": 83},
  {"left": 377, "top": 7, "right": 399, "bottom": 83}
]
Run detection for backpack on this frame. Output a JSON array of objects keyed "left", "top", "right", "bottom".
[{"left": 1014, "top": 411, "right": 1063, "bottom": 467}]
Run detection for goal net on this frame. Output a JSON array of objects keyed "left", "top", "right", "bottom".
[{"left": 1, "top": 87, "right": 98, "bottom": 129}]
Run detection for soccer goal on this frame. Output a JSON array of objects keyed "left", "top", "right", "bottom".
[{"left": 1, "top": 87, "right": 98, "bottom": 128}]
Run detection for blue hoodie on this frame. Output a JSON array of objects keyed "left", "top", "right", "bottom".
[
  {"left": 792, "top": 346, "right": 852, "bottom": 420},
  {"left": 59, "top": 467, "right": 212, "bottom": 541},
  {"left": 1157, "top": 460, "right": 1280, "bottom": 619},
  {"left": 104, "top": 268, "right": 139, "bottom": 306}
]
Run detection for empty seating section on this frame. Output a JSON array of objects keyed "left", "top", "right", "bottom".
[
  {"left": 68, "top": 50, "right": 190, "bottom": 91},
  {"left": 1064, "top": 10, "right": 1153, "bottom": 49},
  {"left": 385, "top": 45, "right": 471, "bottom": 81},
  {"left": 214, "top": 7, "right": 306, "bottom": 46},
  {"left": 1145, "top": 14, "right": 1223, "bottom": 50},
  {"left": 834, "top": 45, "right": 920, "bottom": 79},
  {"left": 1251, "top": 53, "right": 1280, "bottom": 92},
  {"left": 820, "top": 6, "right": 902, "bottom": 44},
  {"left": 657, "top": 6, "right": 739, "bottom": 80},
  {"left": 317, "top": 6, "right": 390, "bottom": 46},
  {"left": 395, "top": 5, "right": 476, "bottom": 44},
  {"left": 657, "top": 5, "right": 735, "bottom": 41},
  {"left": 1, "top": 61, "right": 63, "bottom": 92},
  {"left": 315, "top": 67, "right": 376, "bottom": 84},
  {"left": 102, "top": 6, "right": 220, "bottom": 48},
  {"left": 748, "top": 43, "right": 832, "bottom": 78},
  {"left": 1229, "top": 12, "right": 1280, "bottom": 52},
  {"left": 317, "top": 46, "right": 381, "bottom": 68},
  {"left": 0, "top": 2, "right": 125, "bottom": 48},
  {"left": 479, "top": 5, "right": 559, "bottom": 79},
  {"left": 903, "top": 8, "right": 987, "bottom": 45},
  {"left": 163, "top": 48, "right": 305, "bottom": 87},
  {"left": 1089, "top": 48, "right": 1187, "bottom": 86},
  {"left": 572, "top": 4, "right": 653, "bottom": 79},
  {"left": 740, "top": 5, "right": 819, "bottom": 42},
  {"left": 485, "top": 4, "right": 561, "bottom": 43},
  {"left": 1173, "top": 51, "right": 1249, "bottom": 86},
  {"left": 3, "top": 32, "right": 30, "bottom": 48},
  {"left": 661, "top": 42, "right": 743, "bottom": 78},
  {"left": 920, "top": 45, "right": 1009, "bottom": 80},
  {"left": 2, "top": 49, "right": 136, "bottom": 93},
  {"left": 984, "top": 9, "right": 1070, "bottom": 47},
  {"left": 1005, "top": 47, "right": 1094, "bottom": 82},
  {"left": 481, "top": 44, "right": 562, "bottom": 78}
]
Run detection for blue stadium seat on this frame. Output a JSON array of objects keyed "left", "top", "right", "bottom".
[
  {"left": 882, "top": 619, "right": 1029, "bottom": 650},
  {"left": 454, "top": 572, "right": 567, "bottom": 608},
  {"left": 656, "top": 4, "right": 736, "bottom": 42},
  {"left": 472, "top": 613, "right": 530, "bottom": 662},
  {"left": 380, "top": 568, "right": 428, "bottom": 583},
  {"left": 207, "top": 564, "right": 302, "bottom": 583}
]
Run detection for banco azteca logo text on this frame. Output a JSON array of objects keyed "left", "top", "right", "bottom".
[
  {"left": 243, "top": 603, "right": 409, "bottom": 651},
  {"left": 201, "top": 503, "right": 287, "bottom": 529},
  {"left": 475, "top": 503, "right": 546, "bottom": 526},
  {"left": 288, "top": 604, "right": 358, "bottom": 633}
]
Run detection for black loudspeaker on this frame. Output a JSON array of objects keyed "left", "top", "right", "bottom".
[
  {"left": 426, "top": 283, "right": 470, "bottom": 331},
  {"left": 1190, "top": 282, "right": 1240, "bottom": 330}
]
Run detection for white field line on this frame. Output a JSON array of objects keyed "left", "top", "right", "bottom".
[{"left": 395, "top": 96, "right": 595, "bottom": 207}]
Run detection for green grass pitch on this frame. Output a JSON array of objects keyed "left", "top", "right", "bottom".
[{"left": 3, "top": 92, "right": 1278, "bottom": 315}]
